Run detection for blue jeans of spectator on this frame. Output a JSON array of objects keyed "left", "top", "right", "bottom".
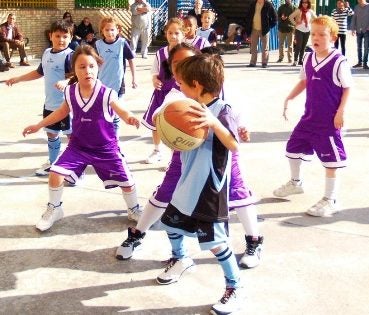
[{"left": 356, "top": 31, "right": 369, "bottom": 64}]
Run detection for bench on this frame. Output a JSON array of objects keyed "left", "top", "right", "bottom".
[{"left": 0, "top": 37, "right": 31, "bottom": 62}]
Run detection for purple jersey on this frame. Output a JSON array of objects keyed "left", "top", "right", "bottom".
[
  {"left": 298, "top": 51, "right": 346, "bottom": 135},
  {"left": 65, "top": 80, "right": 118, "bottom": 150},
  {"left": 142, "top": 46, "right": 178, "bottom": 130}
]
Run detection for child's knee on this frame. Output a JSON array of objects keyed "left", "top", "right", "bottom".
[{"left": 121, "top": 185, "right": 135, "bottom": 193}]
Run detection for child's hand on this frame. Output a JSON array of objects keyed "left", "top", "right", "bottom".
[
  {"left": 334, "top": 110, "right": 344, "bottom": 129},
  {"left": 238, "top": 126, "right": 250, "bottom": 142},
  {"left": 55, "top": 80, "right": 68, "bottom": 91},
  {"left": 6, "top": 77, "right": 19, "bottom": 86},
  {"left": 189, "top": 103, "right": 217, "bottom": 129},
  {"left": 153, "top": 76, "right": 163, "bottom": 90},
  {"left": 126, "top": 116, "right": 140, "bottom": 129},
  {"left": 22, "top": 124, "right": 40, "bottom": 137}
]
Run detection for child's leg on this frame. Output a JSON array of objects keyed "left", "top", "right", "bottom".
[
  {"left": 36, "top": 172, "right": 65, "bottom": 232},
  {"left": 325, "top": 168, "right": 337, "bottom": 200},
  {"left": 47, "top": 131, "right": 61, "bottom": 164},
  {"left": 136, "top": 202, "right": 165, "bottom": 232},
  {"left": 145, "top": 130, "right": 162, "bottom": 164},
  {"left": 289, "top": 158, "right": 303, "bottom": 184},
  {"left": 120, "top": 185, "right": 141, "bottom": 221},
  {"left": 235, "top": 204, "right": 259, "bottom": 237}
]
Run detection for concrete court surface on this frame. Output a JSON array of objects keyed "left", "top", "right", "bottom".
[{"left": 0, "top": 36, "right": 368, "bottom": 315}]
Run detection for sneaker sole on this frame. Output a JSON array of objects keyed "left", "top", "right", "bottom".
[
  {"left": 306, "top": 210, "right": 338, "bottom": 217},
  {"left": 273, "top": 190, "right": 304, "bottom": 198},
  {"left": 115, "top": 243, "right": 143, "bottom": 260}
]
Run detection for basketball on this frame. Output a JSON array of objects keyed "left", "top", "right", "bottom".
[{"left": 155, "top": 98, "right": 209, "bottom": 151}]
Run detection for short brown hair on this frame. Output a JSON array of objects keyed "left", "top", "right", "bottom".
[{"left": 176, "top": 53, "right": 224, "bottom": 96}]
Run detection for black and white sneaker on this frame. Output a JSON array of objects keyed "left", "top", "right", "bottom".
[
  {"left": 239, "top": 235, "right": 263, "bottom": 269},
  {"left": 156, "top": 257, "right": 195, "bottom": 285},
  {"left": 210, "top": 287, "right": 242, "bottom": 315},
  {"left": 115, "top": 227, "right": 146, "bottom": 260}
]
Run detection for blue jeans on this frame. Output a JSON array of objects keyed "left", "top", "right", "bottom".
[{"left": 356, "top": 31, "right": 369, "bottom": 64}]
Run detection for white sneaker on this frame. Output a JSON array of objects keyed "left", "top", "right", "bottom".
[
  {"left": 210, "top": 287, "right": 242, "bottom": 315},
  {"left": 127, "top": 205, "right": 143, "bottom": 222},
  {"left": 145, "top": 150, "right": 162, "bottom": 164},
  {"left": 306, "top": 197, "right": 338, "bottom": 217},
  {"left": 156, "top": 257, "right": 195, "bottom": 285},
  {"left": 273, "top": 180, "right": 304, "bottom": 197},
  {"left": 36, "top": 203, "right": 64, "bottom": 231},
  {"left": 35, "top": 161, "right": 51, "bottom": 176},
  {"left": 116, "top": 227, "right": 146, "bottom": 260},
  {"left": 239, "top": 235, "right": 263, "bottom": 269}
]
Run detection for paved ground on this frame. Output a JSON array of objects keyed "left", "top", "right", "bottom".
[{"left": 0, "top": 36, "right": 368, "bottom": 315}]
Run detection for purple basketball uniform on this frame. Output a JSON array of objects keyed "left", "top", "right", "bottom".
[
  {"left": 50, "top": 80, "right": 135, "bottom": 188},
  {"left": 286, "top": 51, "right": 350, "bottom": 168},
  {"left": 142, "top": 46, "right": 178, "bottom": 130},
  {"left": 184, "top": 35, "right": 211, "bottom": 50}
]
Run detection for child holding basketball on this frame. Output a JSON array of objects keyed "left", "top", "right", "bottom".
[
  {"left": 6, "top": 20, "right": 74, "bottom": 176},
  {"left": 142, "top": 17, "right": 185, "bottom": 164},
  {"left": 158, "top": 53, "right": 242, "bottom": 314},
  {"left": 273, "top": 16, "right": 352, "bottom": 217},
  {"left": 183, "top": 15, "right": 211, "bottom": 50},
  {"left": 117, "top": 44, "right": 263, "bottom": 270},
  {"left": 196, "top": 10, "right": 218, "bottom": 46},
  {"left": 22, "top": 45, "right": 141, "bottom": 232}
]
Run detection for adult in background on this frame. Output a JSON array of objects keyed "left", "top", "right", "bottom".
[
  {"left": 350, "top": 0, "right": 369, "bottom": 69},
  {"left": 245, "top": 0, "right": 277, "bottom": 68},
  {"left": 62, "top": 12, "right": 79, "bottom": 50},
  {"left": 277, "top": 0, "right": 295, "bottom": 63},
  {"left": 331, "top": 1, "right": 353, "bottom": 56},
  {"left": 187, "top": 0, "right": 204, "bottom": 27},
  {"left": 289, "top": 0, "right": 316, "bottom": 66},
  {"left": 76, "top": 17, "right": 96, "bottom": 46},
  {"left": 130, "top": 0, "right": 152, "bottom": 59},
  {"left": 0, "top": 13, "right": 30, "bottom": 67}
]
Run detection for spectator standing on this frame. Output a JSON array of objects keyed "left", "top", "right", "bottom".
[
  {"left": 331, "top": 1, "right": 354, "bottom": 56},
  {"left": 130, "top": 0, "right": 152, "bottom": 59},
  {"left": 277, "top": 0, "right": 295, "bottom": 63},
  {"left": 76, "top": 17, "right": 96, "bottom": 46},
  {"left": 245, "top": 0, "right": 278, "bottom": 68},
  {"left": 289, "top": 0, "right": 317, "bottom": 66},
  {"left": 187, "top": 0, "right": 204, "bottom": 27},
  {"left": 350, "top": 0, "right": 369, "bottom": 69},
  {"left": 0, "top": 13, "right": 30, "bottom": 67}
]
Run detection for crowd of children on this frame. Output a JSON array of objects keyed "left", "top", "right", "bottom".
[{"left": 3, "top": 10, "right": 353, "bottom": 315}]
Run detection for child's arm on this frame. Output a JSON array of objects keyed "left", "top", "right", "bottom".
[
  {"left": 283, "top": 79, "right": 306, "bottom": 120},
  {"left": 128, "top": 59, "right": 137, "bottom": 89},
  {"left": 334, "top": 87, "right": 350, "bottom": 129},
  {"left": 54, "top": 79, "right": 70, "bottom": 91},
  {"left": 23, "top": 102, "right": 70, "bottom": 137},
  {"left": 6, "top": 70, "right": 42, "bottom": 86},
  {"left": 190, "top": 103, "right": 238, "bottom": 152},
  {"left": 110, "top": 101, "right": 139, "bottom": 129}
]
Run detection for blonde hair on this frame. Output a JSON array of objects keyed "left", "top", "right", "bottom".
[
  {"left": 164, "top": 17, "right": 185, "bottom": 33},
  {"left": 99, "top": 16, "right": 119, "bottom": 38},
  {"left": 311, "top": 15, "right": 339, "bottom": 39}
]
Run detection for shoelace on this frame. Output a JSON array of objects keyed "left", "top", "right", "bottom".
[
  {"left": 162, "top": 258, "right": 178, "bottom": 272},
  {"left": 220, "top": 288, "right": 236, "bottom": 304},
  {"left": 42, "top": 206, "right": 54, "bottom": 220},
  {"left": 246, "top": 240, "right": 259, "bottom": 255}
]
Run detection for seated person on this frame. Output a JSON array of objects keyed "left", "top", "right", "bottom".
[
  {"left": 62, "top": 12, "right": 79, "bottom": 50},
  {"left": 0, "top": 13, "right": 30, "bottom": 67},
  {"left": 76, "top": 17, "right": 96, "bottom": 46}
]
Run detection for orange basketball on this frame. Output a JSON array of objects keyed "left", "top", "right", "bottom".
[{"left": 155, "top": 98, "right": 209, "bottom": 151}]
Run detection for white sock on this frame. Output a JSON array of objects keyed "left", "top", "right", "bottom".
[
  {"left": 136, "top": 202, "right": 166, "bottom": 233},
  {"left": 49, "top": 185, "right": 63, "bottom": 206},
  {"left": 154, "top": 145, "right": 161, "bottom": 152},
  {"left": 324, "top": 177, "right": 337, "bottom": 200},
  {"left": 235, "top": 205, "right": 259, "bottom": 237},
  {"left": 289, "top": 158, "right": 302, "bottom": 184},
  {"left": 122, "top": 186, "right": 138, "bottom": 210}
]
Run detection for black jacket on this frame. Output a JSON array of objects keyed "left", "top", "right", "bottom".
[{"left": 245, "top": 0, "right": 278, "bottom": 36}]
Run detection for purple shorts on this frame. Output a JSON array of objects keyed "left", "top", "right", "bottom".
[
  {"left": 50, "top": 145, "right": 135, "bottom": 188},
  {"left": 149, "top": 151, "right": 255, "bottom": 210},
  {"left": 286, "top": 128, "right": 347, "bottom": 168}
]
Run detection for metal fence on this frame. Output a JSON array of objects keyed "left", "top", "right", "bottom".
[{"left": 0, "top": 0, "right": 57, "bottom": 8}]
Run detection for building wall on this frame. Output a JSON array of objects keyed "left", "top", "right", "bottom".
[{"left": 0, "top": 1, "right": 131, "bottom": 58}]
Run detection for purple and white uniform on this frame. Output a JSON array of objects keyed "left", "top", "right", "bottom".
[
  {"left": 142, "top": 46, "right": 178, "bottom": 130},
  {"left": 149, "top": 89, "right": 255, "bottom": 211},
  {"left": 184, "top": 35, "right": 211, "bottom": 50},
  {"left": 286, "top": 50, "right": 353, "bottom": 168},
  {"left": 50, "top": 80, "right": 135, "bottom": 188}
]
